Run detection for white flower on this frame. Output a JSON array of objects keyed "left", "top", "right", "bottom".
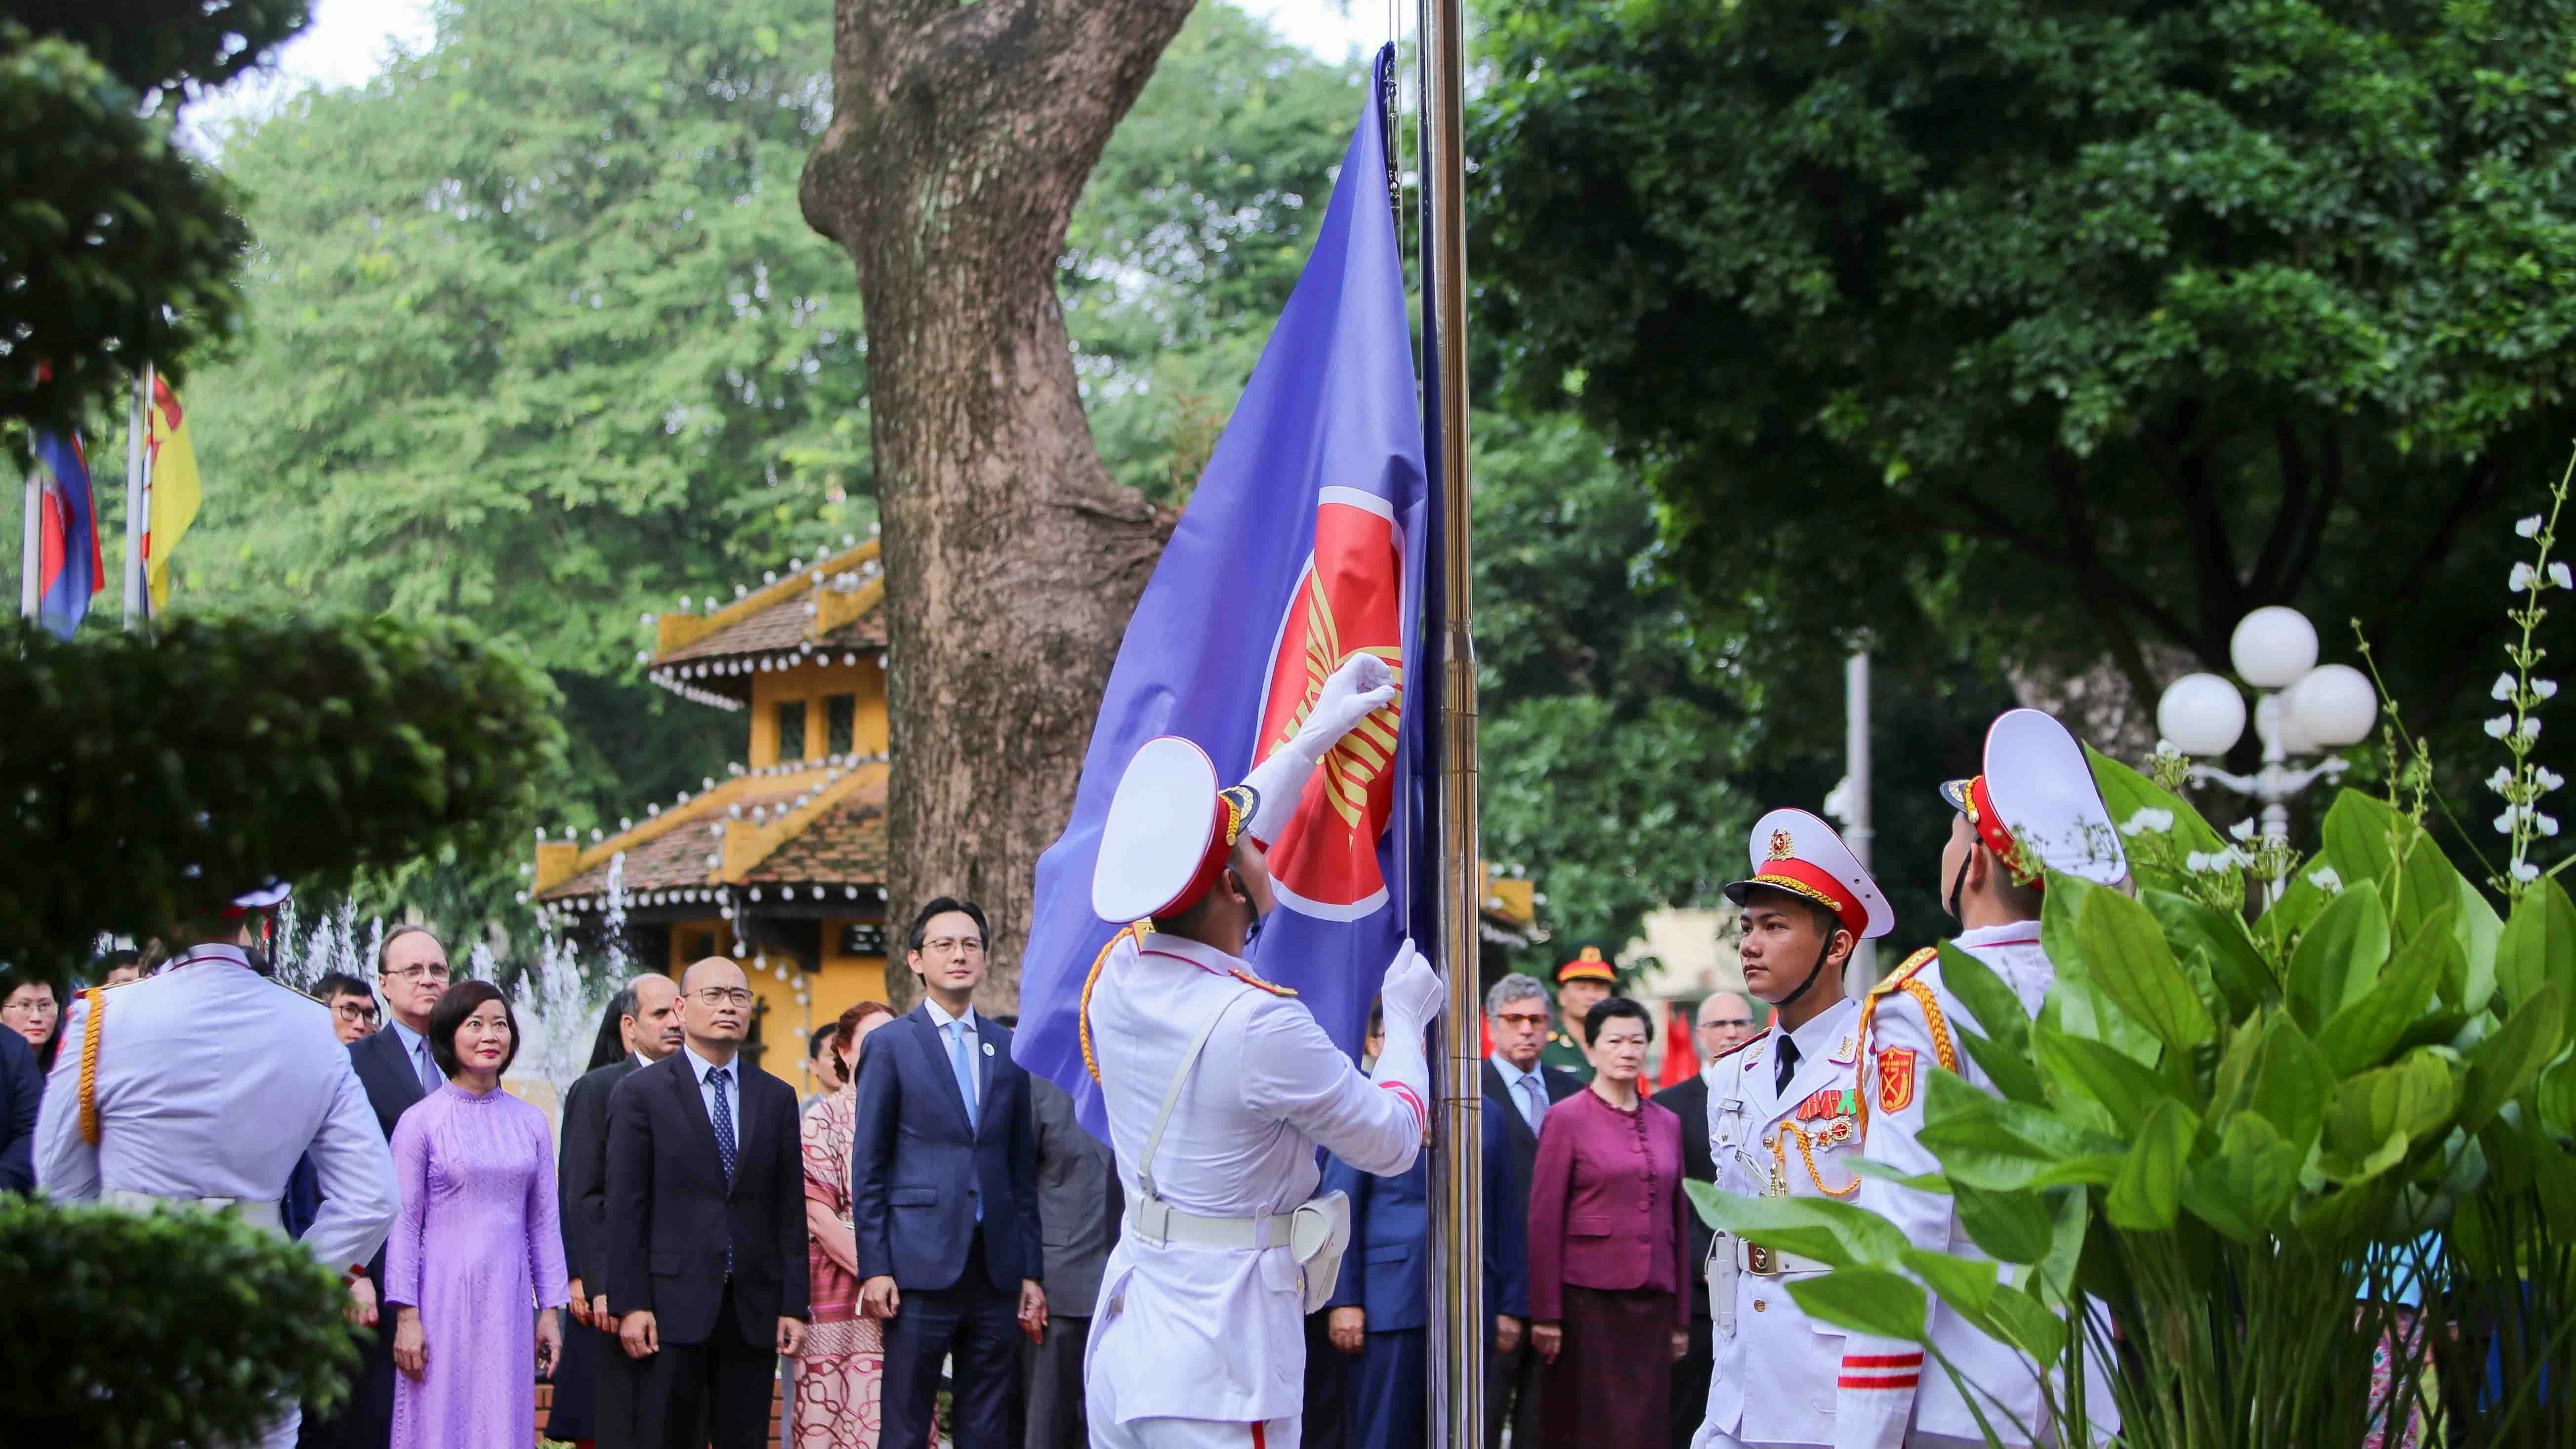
[
  {"left": 2230, "top": 818, "right": 2258, "bottom": 842},
  {"left": 2497, "top": 807, "right": 2524, "bottom": 835},
  {"left": 2189, "top": 847, "right": 2251, "bottom": 874},
  {"left": 2307, "top": 865, "right": 2345, "bottom": 894},
  {"left": 2542, "top": 813, "right": 2563, "bottom": 838},
  {"left": 2120, "top": 807, "right": 2175, "bottom": 836},
  {"left": 2513, "top": 860, "right": 2543, "bottom": 883},
  {"left": 2522, "top": 716, "right": 2544, "bottom": 740},
  {"left": 2556, "top": 562, "right": 2576, "bottom": 590},
  {"left": 2492, "top": 765, "right": 2519, "bottom": 793},
  {"left": 2520, "top": 515, "right": 2546, "bottom": 538},
  {"left": 2540, "top": 679, "right": 2563, "bottom": 700},
  {"left": 2496, "top": 673, "right": 2521, "bottom": 701},
  {"left": 2540, "top": 767, "right": 2566, "bottom": 793},
  {"left": 2512, "top": 562, "right": 2537, "bottom": 592},
  {"left": 2489, "top": 715, "right": 2517, "bottom": 739}
]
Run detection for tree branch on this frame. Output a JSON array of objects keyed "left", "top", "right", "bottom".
[
  {"left": 2044, "top": 447, "right": 2167, "bottom": 710},
  {"left": 2361, "top": 454, "right": 2501, "bottom": 646},
  {"left": 2247, "top": 419, "right": 2312, "bottom": 602},
  {"left": 1943, "top": 484, "right": 2200, "bottom": 646},
  {"left": 2276, "top": 421, "right": 2344, "bottom": 602}
]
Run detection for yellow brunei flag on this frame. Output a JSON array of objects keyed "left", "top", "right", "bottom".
[{"left": 144, "top": 373, "right": 201, "bottom": 613}]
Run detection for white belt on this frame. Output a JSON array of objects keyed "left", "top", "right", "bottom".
[
  {"left": 102, "top": 1189, "right": 285, "bottom": 1235},
  {"left": 1724, "top": 1232, "right": 1828, "bottom": 1277},
  {"left": 1125, "top": 1197, "right": 1291, "bottom": 1250}
]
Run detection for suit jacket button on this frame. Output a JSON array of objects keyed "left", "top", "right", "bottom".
[{"left": 1753, "top": 1299, "right": 1767, "bottom": 1313}]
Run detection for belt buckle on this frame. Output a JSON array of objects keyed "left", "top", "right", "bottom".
[
  {"left": 1132, "top": 1196, "right": 1173, "bottom": 1248},
  {"left": 1745, "top": 1241, "right": 1778, "bottom": 1276}
]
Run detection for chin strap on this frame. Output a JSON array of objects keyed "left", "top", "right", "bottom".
[
  {"left": 1774, "top": 932, "right": 1839, "bottom": 1010},
  {"left": 1946, "top": 852, "right": 1971, "bottom": 924}
]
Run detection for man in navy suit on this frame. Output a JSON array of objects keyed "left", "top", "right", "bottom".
[
  {"left": 851, "top": 897, "right": 1044, "bottom": 1449},
  {"left": 1479, "top": 973, "right": 1582, "bottom": 1449}
]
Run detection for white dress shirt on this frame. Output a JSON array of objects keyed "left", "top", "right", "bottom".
[
  {"left": 922, "top": 994, "right": 982, "bottom": 1116},
  {"left": 683, "top": 1044, "right": 742, "bottom": 1156},
  {"left": 384, "top": 1016, "right": 439, "bottom": 1093},
  {"left": 1489, "top": 1054, "right": 1552, "bottom": 1131}
]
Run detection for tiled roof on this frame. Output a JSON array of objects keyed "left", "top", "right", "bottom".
[
  {"left": 539, "top": 783, "right": 811, "bottom": 900},
  {"left": 658, "top": 599, "right": 886, "bottom": 665},
  {"left": 746, "top": 781, "right": 887, "bottom": 884}
]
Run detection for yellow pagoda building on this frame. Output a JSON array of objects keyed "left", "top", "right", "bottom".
[{"left": 531, "top": 539, "right": 895, "bottom": 1096}]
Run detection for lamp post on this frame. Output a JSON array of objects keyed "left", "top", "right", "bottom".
[{"left": 2155, "top": 605, "right": 2380, "bottom": 852}]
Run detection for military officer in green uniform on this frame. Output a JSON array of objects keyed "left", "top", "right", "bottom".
[{"left": 1538, "top": 945, "right": 1617, "bottom": 1082}]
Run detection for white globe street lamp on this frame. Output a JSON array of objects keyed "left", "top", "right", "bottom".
[{"left": 2156, "top": 605, "right": 2378, "bottom": 850}]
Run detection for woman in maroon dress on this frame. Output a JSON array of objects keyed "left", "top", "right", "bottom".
[
  {"left": 1527, "top": 996, "right": 1692, "bottom": 1449},
  {"left": 792, "top": 999, "right": 897, "bottom": 1449}
]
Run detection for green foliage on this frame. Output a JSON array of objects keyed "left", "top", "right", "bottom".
[
  {"left": 0, "top": 1196, "right": 354, "bottom": 1447},
  {"left": 0, "top": 615, "right": 563, "bottom": 980},
  {"left": 0, "top": 23, "right": 252, "bottom": 435},
  {"left": 1692, "top": 764, "right": 2576, "bottom": 1445},
  {"left": 1471, "top": 0, "right": 2574, "bottom": 812},
  {"left": 4, "top": 0, "right": 313, "bottom": 93}
]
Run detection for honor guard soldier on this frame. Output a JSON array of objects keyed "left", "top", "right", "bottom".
[
  {"left": 35, "top": 882, "right": 402, "bottom": 1449},
  {"left": 1689, "top": 810, "right": 1892, "bottom": 1449},
  {"left": 1541, "top": 945, "right": 1617, "bottom": 1081},
  {"left": 1832, "top": 710, "right": 2127, "bottom": 1449}
]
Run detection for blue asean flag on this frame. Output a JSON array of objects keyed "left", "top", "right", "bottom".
[
  {"left": 1017, "top": 46, "right": 1428, "bottom": 1137},
  {"left": 35, "top": 429, "right": 102, "bottom": 640}
]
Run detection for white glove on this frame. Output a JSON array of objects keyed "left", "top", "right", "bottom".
[
  {"left": 1376, "top": 939, "right": 1443, "bottom": 1037},
  {"left": 1241, "top": 654, "right": 1400, "bottom": 845}
]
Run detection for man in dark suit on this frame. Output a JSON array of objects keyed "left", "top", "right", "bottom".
[
  {"left": 852, "top": 897, "right": 1043, "bottom": 1449},
  {"left": 1022, "top": 1073, "right": 1119, "bottom": 1449},
  {"left": 1655, "top": 991, "right": 1759, "bottom": 1449},
  {"left": 1480, "top": 973, "right": 1582, "bottom": 1449},
  {"left": 606, "top": 956, "right": 809, "bottom": 1449},
  {"left": 305, "top": 924, "right": 449, "bottom": 1449},
  {"left": 553, "top": 974, "right": 684, "bottom": 1449}
]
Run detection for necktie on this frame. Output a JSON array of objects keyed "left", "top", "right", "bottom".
[
  {"left": 413, "top": 1037, "right": 441, "bottom": 1095},
  {"left": 709, "top": 1066, "right": 737, "bottom": 1183},
  {"left": 1519, "top": 1074, "right": 1548, "bottom": 1134},
  {"left": 1774, "top": 1035, "right": 1801, "bottom": 1098},
  {"left": 949, "top": 1021, "right": 980, "bottom": 1130}
]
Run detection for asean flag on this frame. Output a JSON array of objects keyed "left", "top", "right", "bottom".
[{"left": 34, "top": 430, "right": 102, "bottom": 640}]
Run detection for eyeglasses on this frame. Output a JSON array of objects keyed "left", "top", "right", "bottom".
[
  {"left": 691, "top": 987, "right": 754, "bottom": 1008},
  {"left": 333, "top": 1001, "right": 381, "bottom": 1025},
  {"left": 1493, "top": 1012, "right": 1548, "bottom": 1028},
  {"left": 1704, "top": 1018, "right": 1753, "bottom": 1029},
  {"left": 383, "top": 963, "right": 451, "bottom": 984},
  {"left": 921, "top": 937, "right": 986, "bottom": 955}
]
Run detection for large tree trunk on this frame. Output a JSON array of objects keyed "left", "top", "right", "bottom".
[{"left": 801, "top": 0, "right": 1189, "bottom": 1013}]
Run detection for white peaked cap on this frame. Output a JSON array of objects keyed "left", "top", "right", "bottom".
[
  {"left": 1946, "top": 708, "right": 2129, "bottom": 886},
  {"left": 1722, "top": 807, "right": 1894, "bottom": 939},
  {"left": 224, "top": 881, "right": 293, "bottom": 915},
  {"left": 1092, "top": 737, "right": 1253, "bottom": 923}
]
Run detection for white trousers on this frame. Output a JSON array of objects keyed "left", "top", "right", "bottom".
[
  {"left": 1086, "top": 1366, "right": 1298, "bottom": 1449},
  {"left": 255, "top": 1405, "right": 300, "bottom": 1449},
  {"left": 1693, "top": 1428, "right": 1830, "bottom": 1449}
]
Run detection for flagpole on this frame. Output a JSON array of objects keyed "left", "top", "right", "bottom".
[
  {"left": 124, "top": 366, "right": 151, "bottom": 628},
  {"left": 16, "top": 456, "right": 35, "bottom": 621},
  {"left": 1424, "top": 0, "right": 1483, "bottom": 1443}
]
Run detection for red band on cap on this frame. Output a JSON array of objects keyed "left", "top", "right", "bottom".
[
  {"left": 1750, "top": 858, "right": 1868, "bottom": 938},
  {"left": 1159, "top": 793, "right": 1244, "bottom": 918}
]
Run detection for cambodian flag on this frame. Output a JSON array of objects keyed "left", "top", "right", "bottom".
[
  {"left": 1017, "top": 45, "right": 1432, "bottom": 1137},
  {"left": 34, "top": 430, "right": 102, "bottom": 640}
]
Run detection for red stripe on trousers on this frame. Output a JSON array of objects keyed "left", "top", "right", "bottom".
[
  {"left": 1839, "top": 1374, "right": 1921, "bottom": 1390},
  {"left": 1251, "top": 1423, "right": 1267, "bottom": 1449},
  {"left": 1843, "top": 1353, "right": 1923, "bottom": 1367}
]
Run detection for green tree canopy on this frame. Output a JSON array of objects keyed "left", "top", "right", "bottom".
[{"left": 1472, "top": 0, "right": 2575, "bottom": 810}]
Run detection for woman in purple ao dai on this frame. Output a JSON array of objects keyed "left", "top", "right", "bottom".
[{"left": 384, "top": 980, "right": 569, "bottom": 1449}]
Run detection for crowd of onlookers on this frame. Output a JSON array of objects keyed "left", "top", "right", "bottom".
[{"left": 0, "top": 921, "right": 1753, "bottom": 1449}]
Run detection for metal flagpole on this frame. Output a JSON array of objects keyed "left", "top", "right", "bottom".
[
  {"left": 1424, "top": 0, "right": 1483, "bottom": 1443},
  {"left": 124, "top": 367, "right": 150, "bottom": 628},
  {"left": 1844, "top": 652, "right": 1875, "bottom": 986},
  {"left": 16, "top": 454, "right": 35, "bottom": 620}
]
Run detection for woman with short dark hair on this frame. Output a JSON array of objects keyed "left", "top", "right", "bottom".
[
  {"left": 793, "top": 998, "right": 900, "bottom": 1449},
  {"left": 383, "top": 979, "right": 570, "bottom": 1449},
  {"left": 1526, "top": 995, "right": 1691, "bottom": 1449}
]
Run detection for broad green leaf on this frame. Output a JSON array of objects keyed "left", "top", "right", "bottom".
[
  {"left": 2258, "top": 865, "right": 2333, "bottom": 957},
  {"left": 1842, "top": 1157, "right": 1953, "bottom": 1193},
  {"left": 2494, "top": 880, "right": 2576, "bottom": 1037},
  {"left": 2326, "top": 1054, "right": 2457, "bottom": 1161},
  {"left": 2288, "top": 881, "right": 2391, "bottom": 1034},
  {"left": 2313, "top": 1127, "right": 2412, "bottom": 1188},
  {"left": 2144, "top": 887, "right": 2278, "bottom": 1017},
  {"left": 2039, "top": 873, "right": 2098, "bottom": 992},
  {"left": 1981, "top": 1282, "right": 2071, "bottom": 1366},
  {"left": 2034, "top": 1185, "right": 2091, "bottom": 1305},
  {"left": 1898, "top": 1247, "right": 1998, "bottom": 1316},
  {"left": 2246, "top": 1013, "right": 2335, "bottom": 1153},
  {"left": 2459, "top": 983, "right": 2568, "bottom": 1136},
  {"left": 2321, "top": 791, "right": 2404, "bottom": 904},
  {"left": 2107, "top": 1098, "right": 2194, "bottom": 1231},
  {"left": 1786, "top": 1268, "right": 1929, "bottom": 1344},
  {"left": 2451, "top": 875, "right": 2502, "bottom": 1014},
  {"left": 1937, "top": 941, "right": 2033, "bottom": 1055},
  {"left": 2537, "top": 1059, "right": 2576, "bottom": 1138},
  {"left": 2316, "top": 909, "right": 2453, "bottom": 1075},
  {"left": 2086, "top": 744, "right": 2231, "bottom": 878},
  {"left": 2033, "top": 1023, "right": 2177, "bottom": 1136},
  {"left": 2179, "top": 1112, "right": 2301, "bottom": 1243},
  {"left": 2018, "top": 1154, "right": 2126, "bottom": 1190},
  {"left": 2077, "top": 885, "right": 2214, "bottom": 1052},
  {"left": 1957, "top": 1026, "right": 2050, "bottom": 1109},
  {"left": 1951, "top": 1181, "right": 2055, "bottom": 1264},
  {"left": 1684, "top": 1182, "right": 1912, "bottom": 1266}
]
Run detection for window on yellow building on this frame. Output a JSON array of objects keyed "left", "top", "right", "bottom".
[
  {"left": 777, "top": 698, "right": 807, "bottom": 760},
  {"left": 827, "top": 694, "right": 856, "bottom": 756}
]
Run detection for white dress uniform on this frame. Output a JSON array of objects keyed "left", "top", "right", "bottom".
[
  {"left": 1075, "top": 679, "right": 1440, "bottom": 1449},
  {"left": 35, "top": 937, "right": 402, "bottom": 1449},
  {"left": 1691, "top": 808, "right": 1894, "bottom": 1449},
  {"left": 1832, "top": 710, "right": 2127, "bottom": 1449}
]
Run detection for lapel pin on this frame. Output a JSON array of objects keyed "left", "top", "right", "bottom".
[{"left": 983, "top": 1041, "right": 995, "bottom": 1056}]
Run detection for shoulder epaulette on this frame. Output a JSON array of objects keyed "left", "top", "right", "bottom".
[
  {"left": 1853, "top": 946, "right": 1956, "bottom": 1137},
  {"left": 1708, "top": 1029, "right": 1765, "bottom": 1066},
  {"left": 1228, "top": 968, "right": 1297, "bottom": 998}
]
